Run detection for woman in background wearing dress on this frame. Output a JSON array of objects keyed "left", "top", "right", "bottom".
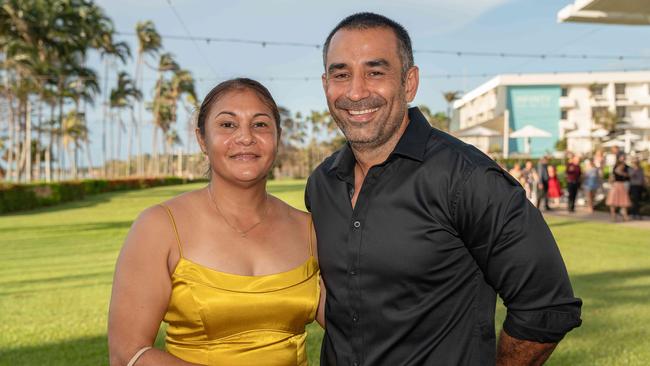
[
  {"left": 582, "top": 159, "right": 600, "bottom": 213},
  {"left": 606, "top": 155, "right": 632, "bottom": 221}
]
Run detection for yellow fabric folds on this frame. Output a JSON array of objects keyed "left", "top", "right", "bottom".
[{"left": 163, "top": 256, "right": 320, "bottom": 366}]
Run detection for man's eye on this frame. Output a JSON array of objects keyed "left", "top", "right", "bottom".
[
  {"left": 369, "top": 71, "right": 384, "bottom": 77},
  {"left": 332, "top": 73, "right": 349, "bottom": 80}
]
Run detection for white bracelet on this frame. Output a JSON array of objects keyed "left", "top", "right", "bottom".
[{"left": 127, "top": 346, "right": 152, "bottom": 366}]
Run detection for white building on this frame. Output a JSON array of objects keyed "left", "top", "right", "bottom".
[{"left": 451, "top": 71, "right": 650, "bottom": 157}]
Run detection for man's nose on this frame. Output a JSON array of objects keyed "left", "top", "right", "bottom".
[{"left": 346, "top": 74, "right": 370, "bottom": 101}]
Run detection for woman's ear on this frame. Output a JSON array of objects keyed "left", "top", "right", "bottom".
[{"left": 195, "top": 128, "right": 207, "bottom": 155}]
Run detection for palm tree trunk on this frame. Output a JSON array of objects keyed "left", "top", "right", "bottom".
[
  {"left": 6, "top": 95, "right": 15, "bottom": 182},
  {"left": 126, "top": 110, "right": 133, "bottom": 177},
  {"left": 117, "top": 115, "right": 124, "bottom": 178},
  {"left": 46, "top": 103, "right": 55, "bottom": 182},
  {"left": 150, "top": 126, "right": 159, "bottom": 176},
  {"left": 58, "top": 93, "right": 65, "bottom": 181},
  {"left": 102, "top": 58, "right": 110, "bottom": 178},
  {"left": 35, "top": 99, "right": 43, "bottom": 181},
  {"left": 85, "top": 139, "right": 94, "bottom": 178},
  {"left": 25, "top": 98, "right": 32, "bottom": 183},
  {"left": 134, "top": 52, "right": 144, "bottom": 176}
]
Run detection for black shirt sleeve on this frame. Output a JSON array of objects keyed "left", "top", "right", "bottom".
[
  {"left": 304, "top": 176, "right": 312, "bottom": 213},
  {"left": 454, "top": 164, "right": 582, "bottom": 343}
]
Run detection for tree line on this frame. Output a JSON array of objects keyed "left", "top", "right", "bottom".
[{"left": 0, "top": 0, "right": 457, "bottom": 183}]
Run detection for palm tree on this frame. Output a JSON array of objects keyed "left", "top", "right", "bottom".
[
  {"left": 61, "top": 110, "right": 89, "bottom": 179},
  {"left": 418, "top": 105, "right": 450, "bottom": 131},
  {"left": 442, "top": 91, "right": 462, "bottom": 127},
  {"left": 110, "top": 71, "right": 142, "bottom": 177},
  {"left": 134, "top": 20, "right": 162, "bottom": 176}
]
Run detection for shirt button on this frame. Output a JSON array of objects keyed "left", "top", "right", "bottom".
[
  {"left": 352, "top": 313, "right": 359, "bottom": 322},
  {"left": 349, "top": 269, "right": 357, "bottom": 276},
  {"left": 353, "top": 220, "right": 361, "bottom": 228},
  {"left": 352, "top": 362, "right": 359, "bottom": 366}
]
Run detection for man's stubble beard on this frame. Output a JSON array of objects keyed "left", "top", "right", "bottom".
[{"left": 329, "top": 90, "right": 409, "bottom": 153}]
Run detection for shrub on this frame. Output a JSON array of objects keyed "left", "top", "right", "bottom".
[{"left": 0, "top": 177, "right": 205, "bottom": 214}]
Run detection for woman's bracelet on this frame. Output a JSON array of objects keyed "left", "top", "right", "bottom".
[{"left": 127, "top": 346, "right": 152, "bottom": 366}]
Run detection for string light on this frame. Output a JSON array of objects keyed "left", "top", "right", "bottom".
[{"left": 115, "top": 31, "right": 650, "bottom": 61}]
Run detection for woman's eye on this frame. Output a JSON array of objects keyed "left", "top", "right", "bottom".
[
  {"left": 253, "top": 121, "right": 269, "bottom": 128},
  {"left": 220, "top": 121, "right": 236, "bottom": 128}
]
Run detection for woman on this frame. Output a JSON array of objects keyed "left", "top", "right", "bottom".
[
  {"left": 582, "top": 159, "right": 600, "bottom": 213},
  {"left": 629, "top": 158, "right": 646, "bottom": 220},
  {"left": 547, "top": 165, "right": 562, "bottom": 207},
  {"left": 108, "top": 78, "right": 325, "bottom": 366},
  {"left": 606, "top": 156, "right": 632, "bottom": 221}
]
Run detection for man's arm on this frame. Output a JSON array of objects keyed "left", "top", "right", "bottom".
[
  {"left": 496, "top": 330, "right": 557, "bottom": 366},
  {"left": 454, "top": 163, "right": 581, "bottom": 364}
]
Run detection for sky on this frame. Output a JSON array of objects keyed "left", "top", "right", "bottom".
[{"left": 87, "top": 0, "right": 650, "bottom": 158}]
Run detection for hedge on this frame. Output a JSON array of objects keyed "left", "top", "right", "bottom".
[{"left": 0, "top": 177, "right": 205, "bottom": 214}]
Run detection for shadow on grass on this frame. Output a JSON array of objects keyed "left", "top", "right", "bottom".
[
  {"left": 0, "top": 335, "right": 109, "bottom": 366},
  {"left": 0, "top": 328, "right": 168, "bottom": 366},
  {"left": 546, "top": 267, "right": 650, "bottom": 365}
]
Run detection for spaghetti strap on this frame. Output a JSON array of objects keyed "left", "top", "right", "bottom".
[
  {"left": 160, "top": 204, "right": 184, "bottom": 258},
  {"left": 308, "top": 216, "right": 314, "bottom": 257}
]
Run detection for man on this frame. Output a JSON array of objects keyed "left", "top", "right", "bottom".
[
  {"left": 565, "top": 155, "right": 582, "bottom": 212},
  {"left": 306, "top": 13, "right": 581, "bottom": 366},
  {"left": 537, "top": 156, "right": 551, "bottom": 211}
]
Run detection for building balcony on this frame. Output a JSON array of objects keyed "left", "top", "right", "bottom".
[{"left": 559, "top": 97, "right": 577, "bottom": 108}]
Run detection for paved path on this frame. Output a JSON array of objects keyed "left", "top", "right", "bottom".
[{"left": 541, "top": 205, "right": 650, "bottom": 230}]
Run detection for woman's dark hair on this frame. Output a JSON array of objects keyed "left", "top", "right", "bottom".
[{"left": 196, "top": 78, "right": 281, "bottom": 136}]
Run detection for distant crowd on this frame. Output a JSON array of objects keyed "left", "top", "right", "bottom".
[{"left": 505, "top": 146, "right": 647, "bottom": 221}]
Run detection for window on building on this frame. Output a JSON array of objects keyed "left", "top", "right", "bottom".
[
  {"left": 590, "top": 84, "right": 605, "bottom": 97},
  {"left": 615, "top": 83, "right": 626, "bottom": 98},
  {"left": 561, "top": 87, "right": 568, "bottom": 97},
  {"left": 561, "top": 109, "right": 568, "bottom": 120},
  {"left": 616, "top": 106, "right": 626, "bottom": 119}
]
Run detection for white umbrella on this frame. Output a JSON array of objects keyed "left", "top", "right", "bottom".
[
  {"left": 509, "top": 125, "right": 552, "bottom": 154},
  {"left": 601, "top": 139, "right": 625, "bottom": 147},
  {"left": 591, "top": 128, "right": 609, "bottom": 138},
  {"left": 456, "top": 126, "right": 501, "bottom": 137},
  {"left": 565, "top": 129, "right": 591, "bottom": 138},
  {"left": 617, "top": 131, "right": 642, "bottom": 153}
]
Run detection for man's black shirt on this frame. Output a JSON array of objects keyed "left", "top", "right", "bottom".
[{"left": 305, "top": 107, "right": 582, "bottom": 366}]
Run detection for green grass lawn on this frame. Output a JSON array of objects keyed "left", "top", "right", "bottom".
[{"left": 0, "top": 180, "right": 648, "bottom": 365}]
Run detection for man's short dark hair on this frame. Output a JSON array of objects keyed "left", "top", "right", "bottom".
[{"left": 322, "top": 12, "right": 414, "bottom": 79}]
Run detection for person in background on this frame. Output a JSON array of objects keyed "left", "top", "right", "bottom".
[
  {"left": 547, "top": 165, "right": 563, "bottom": 208},
  {"left": 582, "top": 159, "right": 600, "bottom": 214},
  {"left": 593, "top": 149, "right": 604, "bottom": 171},
  {"left": 565, "top": 155, "right": 582, "bottom": 213},
  {"left": 537, "top": 156, "right": 551, "bottom": 211},
  {"left": 606, "top": 155, "right": 632, "bottom": 221},
  {"left": 508, "top": 163, "right": 523, "bottom": 183},
  {"left": 629, "top": 158, "right": 646, "bottom": 220},
  {"left": 522, "top": 160, "right": 539, "bottom": 203}
]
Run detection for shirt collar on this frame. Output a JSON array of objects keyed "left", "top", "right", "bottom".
[{"left": 327, "top": 107, "right": 432, "bottom": 177}]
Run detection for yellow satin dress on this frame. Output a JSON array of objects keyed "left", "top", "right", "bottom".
[{"left": 160, "top": 205, "right": 320, "bottom": 366}]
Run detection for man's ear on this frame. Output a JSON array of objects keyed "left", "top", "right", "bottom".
[
  {"left": 321, "top": 72, "right": 328, "bottom": 94},
  {"left": 404, "top": 66, "right": 419, "bottom": 103}
]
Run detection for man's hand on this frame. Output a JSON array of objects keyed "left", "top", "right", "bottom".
[{"left": 496, "top": 330, "right": 557, "bottom": 366}]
